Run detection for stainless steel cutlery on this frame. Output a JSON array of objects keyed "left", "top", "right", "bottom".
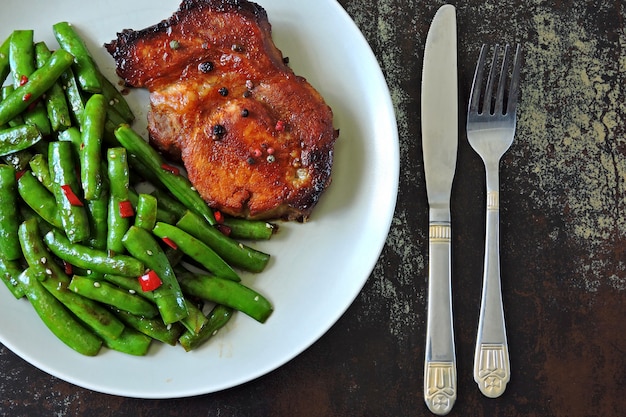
[
  {"left": 421, "top": 6, "right": 522, "bottom": 414},
  {"left": 467, "top": 43, "right": 521, "bottom": 398}
]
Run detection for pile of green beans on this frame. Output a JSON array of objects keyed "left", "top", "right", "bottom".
[{"left": 0, "top": 24, "right": 277, "bottom": 356}]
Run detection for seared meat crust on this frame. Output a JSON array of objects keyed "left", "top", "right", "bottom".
[{"left": 105, "top": 0, "right": 337, "bottom": 221}]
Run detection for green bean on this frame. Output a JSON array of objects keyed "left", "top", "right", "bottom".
[
  {"left": 107, "top": 147, "right": 131, "bottom": 253},
  {"left": 121, "top": 226, "right": 188, "bottom": 324},
  {"left": 151, "top": 188, "right": 186, "bottom": 220},
  {"left": 114, "top": 124, "right": 216, "bottom": 225},
  {"left": 81, "top": 94, "right": 106, "bottom": 200},
  {"left": 2, "top": 150, "right": 32, "bottom": 172},
  {"left": 69, "top": 275, "right": 158, "bottom": 318},
  {"left": 48, "top": 141, "right": 90, "bottom": 243},
  {"left": 223, "top": 217, "right": 277, "bottom": 241},
  {"left": 9, "top": 30, "right": 51, "bottom": 137},
  {"left": 17, "top": 268, "right": 102, "bottom": 356},
  {"left": 0, "top": 256, "right": 24, "bottom": 299},
  {"left": 43, "top": 228, "right": 144, "bottom": 277},
  {"left": 85, "top": 173, "right": 109, "bottom": 250},
  {"left": 106, "top": 271, "right": 202, "bottom": 337},
  {"left": 18, "top": 217, "right": 124, "bottom": 341},
  {"left": 18, "top": 204, "right": 53, "bottom": 236},
  {"left": 105, "top": 105, "right": 128, "bottom": 134},
  {"left": 134, "top": 193, "right": 157, "bottom": 230},
  {"left": 57, "top": 125, "right": 81, "bottom": 157},
  {"left": 18, "top": 217, "right": 53, "bottom": 282},
  {"left": 99, "top": 326, "right": 151, "bottom": 356},
  {"left": 178, "top": 272, "right": 273, "bottom": 323},
  {"left": 9, "top": 30, "right": 36, "bottom": 89},
  {"left": 34, "top": 42, "right": 72, "bottom": 132},
  {"left": 60, "top": 66, "right": 84, "bottom": 125},
  {"left": 179, "top": 305, "right": 233, "bottom": 352},
  {"left": 0, "top": 34, "right": 11, "bottom": 86},
  {"left": 152, "top": 222, "right": 239, "bottom": 281},
  {"left": 99, "top": 72, "right": 134, "bottom": 123},
  {"left": 0, "top": 124, "right": 42, "bottom": 157},
  {"left": 0, "top": 49, "right": 74, "bottom": 128},
  {"left": 40, "top": 274, "right": 125, "bottom": 341},
  {"left": 52, "top": 22, "right": 101, "bottom": 93},
  {"left": 28, "top": 153, "right": 53, "bottom": 192},
  {"left": 180, "top": 299, "right": 209, "bottom": 335},
  {"left": 0, "top": 165, "right": 22, "bottom": 260},
  {"left": 177, "top": 211, "right": 270, "bottom": 273},
  {"left": 113, "top": 308, "right": 183, "bottom": 346},
  {"left": 17, "top": 170, "right": 63, "bottom": 229},
  {"left": 1, "top": 86, "right": 23, "bottom": 127},
  {"left": 128, "top": 188, "right": 178, "bottom": 225},
  {"left": 103, "top": 273, "right": 154, "bottom": 302}
]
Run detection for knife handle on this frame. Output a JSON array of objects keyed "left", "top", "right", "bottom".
[
  {"left": 424, "top": 221, "right": 456, "bottom": 416},
  {"left": 473, "top": 190, "right": 510, "bottom": 397}
]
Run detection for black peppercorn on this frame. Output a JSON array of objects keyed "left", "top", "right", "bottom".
[
  {"left": 198, "top": 61, "right": 214, "bottom": 73},
  {"left": 212, "top": 124, "right": 226, "bottom": 139},
  {"left": 218, "top": 87, "right": 228, "bottom": 97}
]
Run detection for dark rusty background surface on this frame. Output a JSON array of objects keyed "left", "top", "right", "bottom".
[{"left": 2, "top": 1, "right": 626, "bottom": 416}]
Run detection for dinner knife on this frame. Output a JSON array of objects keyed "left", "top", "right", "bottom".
[{"left": 421, "top": 5, "right": 458, "bottom": 416}]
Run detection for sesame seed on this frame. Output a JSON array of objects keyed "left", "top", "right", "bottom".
[
  {"left": 93, "top": 282, "right": 101, "bottom": 288},
  {"left": 146, "top": 250, "right": 153, "bottom": 256}
]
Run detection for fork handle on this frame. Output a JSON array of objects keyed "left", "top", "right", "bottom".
[
  {"left": 424, "top": 215, "right": 456, "bottom": 415},
  {"left": 474, "top": 179, "right": 510, "bottom": 398}
]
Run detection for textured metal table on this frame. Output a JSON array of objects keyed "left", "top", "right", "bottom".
[{"left": 2, "top": 1, "right": 625, "bottom": 416}]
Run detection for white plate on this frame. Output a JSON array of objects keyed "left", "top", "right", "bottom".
[{"left": 0, "top": 0, "right": 398, "bottom": 398}]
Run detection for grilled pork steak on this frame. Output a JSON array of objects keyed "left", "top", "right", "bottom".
[{"left": 105, "top": 0, "right": 338, "bottom": 221}]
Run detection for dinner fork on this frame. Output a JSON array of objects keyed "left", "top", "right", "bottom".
[{"left": 466, "top": 43, "right": 521, "bottom": 398}]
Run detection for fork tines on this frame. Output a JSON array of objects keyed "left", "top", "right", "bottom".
[{"left": 469, "top": 44, "right": 522, "bottom": 116}]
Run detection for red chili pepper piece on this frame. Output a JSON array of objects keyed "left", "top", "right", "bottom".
[
  {"left": 22, "top": 93, "right": 32, "bottom": 102},
  {"left": 60, "top": 185, "right": 83, "bottom": 206},
  {"left": 63, "top": 260, "right": 73, "bottom": 275},
  {"left": 275, "top": 120, "right": 285, "bottom": 131},
  {"left": 161, "top": 237, "right": 178, "bottom": 250},
  {"left": 139, "top": 270, "right": 162, "bottom": 292},
  {"left": 15, "top": 170, "right": 26, "bottom": 181},
  {"left": 19, "top": 75, "right": 28, "bottom": 86},
  {"left": 160, "top": 163, "right": 180, "bottom": 176},
  {"left": 216, "top": 224, "right": 231, "bottom": 237},
  {"left": 118, "top": 200, "right": 134, "bottom": 218},
  {"left": 213, "top": 210, "right": 224, "bottom": 224}
]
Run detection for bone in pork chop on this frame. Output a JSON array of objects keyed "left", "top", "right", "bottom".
[{"left": 105, "top": 0, "right": 338, "bottom": 221}]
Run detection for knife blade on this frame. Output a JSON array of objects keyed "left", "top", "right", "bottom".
[{"left": 421, "top": 4, "right": 458, "bottom": 416}]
